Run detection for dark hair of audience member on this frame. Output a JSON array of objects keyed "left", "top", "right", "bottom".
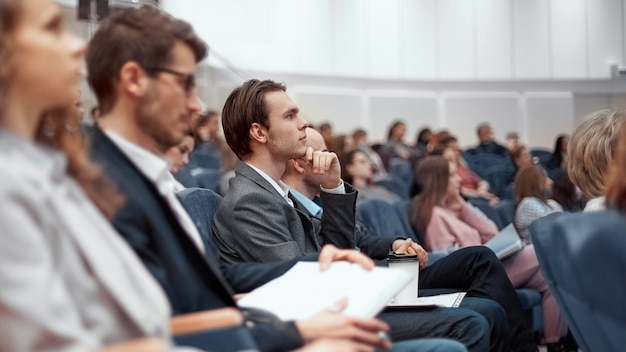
[
  {"left": 604, "top": 126, "right": 626, "bottom": 211},
  {"left": 192, "top": 110, "right": 218, "bottom": 145},
  {"left": 550, "top": 169, "right": 583, "bottom": 212},
  {"left": 386, "top": 120, "right": 405, "bottom": 141},
  {"left": 221, "top": 79, "right": 286, "bottom": 159},
  {"left": 86, "top": 6, "right": 207, "bottom": 115},
  {"left": 553, "top": 134, "right": 569, "bottom": 156},
  {"left": 339, "top": 149, "right": 363, "bottom": 185},
  {"left": 410, "top": 157, "right": 451, "bottom": 236},
  {"left": 0, "top": 1, "right": 122, "bottom": 219},
  {"left": 514, "top": 165, "right": 548, "bottom": 204},
  {"left": 416, "top": 127, "right": 432, "bottom": 145}
]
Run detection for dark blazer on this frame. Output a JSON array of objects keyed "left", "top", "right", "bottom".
[
  {"left": 213, "top": 161, "right": 356, "bottom": 264},
  {"left": 89, "top": 128, "right": 302, "bottom": 351}
]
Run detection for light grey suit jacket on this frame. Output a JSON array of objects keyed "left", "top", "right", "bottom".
[
  {"left": 213, "top": 161, "right": 356, "bottom": 264},
  {"left": 0, "top": 132, "right": 173, "bottom": 352}
]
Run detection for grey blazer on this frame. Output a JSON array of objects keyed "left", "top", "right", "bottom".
[
  {"left": 0, "top": 132, "right": 173, "bottom": 352},
  {"left": 213, "top": 161, "right": 356, "bottom": 264}
]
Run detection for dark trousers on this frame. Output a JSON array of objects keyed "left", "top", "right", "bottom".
[{"left": 420, "top": 246, "right": 537, "bottom": 352}]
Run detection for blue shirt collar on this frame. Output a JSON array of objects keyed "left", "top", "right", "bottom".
[{"left": 287, "top": 187, "right": 323, "bottom": 218}]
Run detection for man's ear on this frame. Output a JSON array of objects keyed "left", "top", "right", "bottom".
[
  {"left": 291, "top": 159, "right": 306, "bottom": 174},
  {"left": 249, "top": 122, "right": 267, "bottom": 144},
  {"left": 119, "top": 61, "right": 149, "bottom": 98}
]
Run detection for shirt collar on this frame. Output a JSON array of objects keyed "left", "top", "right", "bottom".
[
  {"left": 105, "top": 131, "right": 171, "bottom": 185},
  {"left": 246, "top": 162, "right": 291, "bottom": 199},
  {"left": 287, "top": 187, "right": 323, "bottom": 218}
]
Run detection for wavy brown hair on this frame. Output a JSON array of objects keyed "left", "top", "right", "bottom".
[
  {"left": 605, "top": 125, "right": 626, "bottom": 211},
  {"left": 36, "top": 108, "right": 124, "bottom": 220},
  {"left": 514, "top": 165, "right": 547, "bottom": 204},
  {"left": 410, "top": 157, "right": 450, "bottom": 237}
]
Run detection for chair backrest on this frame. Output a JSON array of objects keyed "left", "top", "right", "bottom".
[
  {"left": 356, "top": 198, "right": 419, "bottom": 243},
  {"left": 530, "top": 210, "right": 626, "bottom": 352},
  {"left": 178, "top": 187, "right": 223, "bottom": 248}
]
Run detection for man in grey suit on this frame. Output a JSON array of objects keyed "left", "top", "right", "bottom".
[{"left": 214, "top": 79, "right": 498, "bottom": 351}]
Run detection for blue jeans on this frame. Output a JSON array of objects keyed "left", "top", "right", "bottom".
[
  {"left": 391, "top": 338, "right": 467, "bottom": 352},
  {"left": 378, "top": 305, "right": 489, "bottom": 352}
]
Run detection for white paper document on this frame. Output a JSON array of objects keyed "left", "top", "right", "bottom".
[
  {"left": 387, "top": 292, "right": 466, "bottom": 308},
  {"left": 484, "top": 224, "right": 524, "bottom": 260},
  {"left": 238, "top": 261, "right": 412, "bottom": 320}
]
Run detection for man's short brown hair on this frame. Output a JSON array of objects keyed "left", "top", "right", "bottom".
[
  {"left": 86, "top": 6, "right": 207, "bottom": 115},
  {"left": 221, "top": 79, "right": 286, "bottom": 159}
]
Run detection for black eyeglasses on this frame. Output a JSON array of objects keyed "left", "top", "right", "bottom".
[{"left": 145, "top": 66, "right": 195, "bottom": 95}]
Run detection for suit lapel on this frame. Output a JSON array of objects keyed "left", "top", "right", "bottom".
[{"left": 91, "top": 128, "right": 237, "bottom": 302}]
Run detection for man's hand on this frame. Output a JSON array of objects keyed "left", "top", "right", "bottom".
[
  {"left": 319, "top": 245, "right": 375, "bottom": 272},
  {"left": 303, "top": 147, "right": 342, "bottom": 189},
  {"left": 391, "top": 238, "right": 428, "bottom": 269},
  {"left": 295, "top": 298, "right": 391, "bottom": 350}
]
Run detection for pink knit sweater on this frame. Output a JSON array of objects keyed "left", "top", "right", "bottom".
[{"left": 424, "top": 204, "right": 498, "bottom": 251}]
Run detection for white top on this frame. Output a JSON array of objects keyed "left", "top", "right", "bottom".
[
  {"left": 105, "top": 131, "right": 205, "bottom": 254},
  {"left": 0, "top": 131, "right": 176, "bottom": 351},
  {"left": 584, "top": 196, "right": 606, "bottom": 212}
]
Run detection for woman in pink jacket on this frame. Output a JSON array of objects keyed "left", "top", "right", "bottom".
[{"left": 410, "top": 157, "right": 569, "bottom": 351}]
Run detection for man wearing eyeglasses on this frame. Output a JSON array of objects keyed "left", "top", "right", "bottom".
[{"left": 84, "top": 6, "right": 473, "bottom": 352}]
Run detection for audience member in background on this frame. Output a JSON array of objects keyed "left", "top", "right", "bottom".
[
  {"left": 546, "top": 134, "right": 569, "bottom": 172},
  {"left": 513, "top": 166, "right": 562, "bottom": 243},
  {"left": 415, "top": 127, "right": 432, "bottom": 154},
  {"left": 213, "top": 80, "right": 536, "bottom": 350},
  {"left": 166, "top": 133, "right": 195, "bottom": 175},
  {"left": 340, "top": 149, "right": 401, "bottom": 204},
  {"left": 353, "top": 128, "right": 388, "bottom": 181},
  {"left": 568, "top": 109, "right": 626, "bottom": 212},
  {"left": 384, "top": 120, "right": 421, "bottom": 164},
  {"left": 410, "top": 157, "right": 570, "bottom": 352},
  {"left": 505, "top": 132, "right": 520, "bottom": 152},
  {"left": 329, "top": 133, "right": 355, "bottom": 158},
  {"left": 87, "top": 8, "right": 398, "bottom": 352},
  {"left": 549, "top": 169, "right": 585, "bottom": 213},
  {"left": 510, "top": 145, "right": 534, "bottom": 176},
  {"left": 318, "top": 121, "right": 334, "bottom": 152},
  {"left": 0, "top": 1, "right": 189, "bottom": 350},
  {"left": 439, "top": 135, "right": 498, "bottom": 204},
  {"left": 427, "top": 130, "right": 451, "bottom": 151},
  {"left": 471, "top": 123, "right": 508, "bottom": 157}
]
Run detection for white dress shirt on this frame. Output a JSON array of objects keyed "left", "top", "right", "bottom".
[
  {"left": 105, "top": 131, "right": 206, "bottom": 253},
  {"left": 246, "top": 162, "right": 345, "bottom": 209}
]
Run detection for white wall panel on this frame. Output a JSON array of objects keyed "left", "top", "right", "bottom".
[
  {"left": 550, "top": 0, "right": 587, "bottom": 79},
  {"left": 438, "top": 0, "right": 476, "bottom": 79},
  {"left": 400, "top": 0, "right": 438, "bottom": 79},
  {"left": 368, "top": 94, "right": 439, "bottom": 144},
  {"left": 573, "top": 94, "right": 611, "bottom": 125},
  {"left": 476, "top": 0, "right": 513, "bottom": 79},
  {"left": 296, "top": 0, "right": 333, "bottom": 75},
  {"left": 367, "top": 0, "right": 402, "bottom": 78},
  {"left": 587, "top": 0, "right": 623, "bottom": 78},
  {"left": 513, "top": 0, "right": 551, "bottom": 78},
  {"left": 444, "top": 94, "right": 521, "bottom": 148},
  {"left": 332, "top": 0, "right": 367, "bottom": 76},
  {"left": 290, "top": 89, "right": 363, "bottom": 135},
  {"left": 526, "top": 93, "right": 574, "bottom": 148}
]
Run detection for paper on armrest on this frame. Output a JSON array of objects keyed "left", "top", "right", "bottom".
[{"left": 238, "top": 262, "right": 411, "bottom": 320}]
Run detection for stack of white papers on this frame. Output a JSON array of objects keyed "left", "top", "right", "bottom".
[{"left": 238, "top": 261, "right": 412, "bottom": 320}]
